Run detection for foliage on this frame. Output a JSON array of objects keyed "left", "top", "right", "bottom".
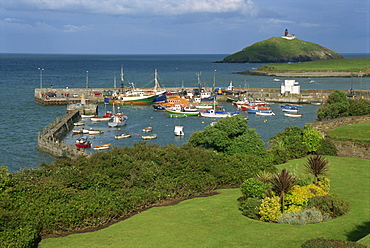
[
  {"left": 259, "top": 196, "right": 281, "bottom": 222},
  {"left": 316, "top": 177, "right": 331, "bottom": 194},
  {"left": 270, "top": 169, "right": 298, "bottom": 213},
  {"left": 188, "top": 115, "right": 267, "bottom": 157},
  {"left": 238, "top": 198, "right": 262, "bottom": 219},
  {"left": 304, "top": 154, "right": 330, "bottom": 185},
  {"left": 268, "top": 126, "right": 308, "bottom": 163},
  {"left": 308, "top": 195, "right": 350, "bottom": 218},
  {"left": 240, "top": 178, "right": 269, "bottom": 199},
  {"left": 348, "top": 99, "right": 370, "bottom": 116},
  {"left": 1, "top": 143, "right": 275, "bottom": 247},
  {"left": 278, "top": 208, "right": 325, "bottom": 225},
  {"left": 285, "top": 184, "right": 328, "bottom": 212},
  {"left": 317, "top": 90, "right": 350, "bottom": 120},
  {"left": 317, "top": 139, "right": 338, "bottom": 156},
  {"left": 301, "top": 238, "right": 367, "bottom": 248},
  {"left": 302, "top": 124, "right": 323, "bottom": 153}
]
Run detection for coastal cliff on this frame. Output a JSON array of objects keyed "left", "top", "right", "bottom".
[{"left": 219, "top": 37, "right": 343, "bottom": 63}]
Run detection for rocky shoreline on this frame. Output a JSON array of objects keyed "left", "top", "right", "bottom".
[{"left": 237, "top": 71, "right": 369, "bottom": 78}]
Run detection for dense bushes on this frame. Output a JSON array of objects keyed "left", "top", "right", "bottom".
[
  {"left": 308, "top": 195, "right": 350, "bottom": 218},
  {"left": 0, "top": 143, "right": 275, "bottom": 247},
  {"left": 301, "top": 238, "right": 367, "bottom": 248}
]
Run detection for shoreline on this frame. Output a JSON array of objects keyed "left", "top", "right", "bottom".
[{"left": 237, "top": 71, "right": 369, "bottom": 78}]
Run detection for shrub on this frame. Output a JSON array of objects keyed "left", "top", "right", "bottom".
[
  {"left": 240, "top": 178, "right": 269, "bottom": 199},
  {"left": 278, "top": 208, "right": 323, "bottom": 225},
  {"left": 317, "top": 139, "right": 338, "bottom": 156},
  {"left": 308, "top": 195, "right": 349, "bottom": 218},
  {"left": 239, "top": 198, "right": 262, "bottom": 219},
  {"left": 316, "top": 177, "right": 330, "bottom": 193},
  {"left": 259, "top": 196, "right": 281, "bottom": 222},
  {"left": 285, "top": 184, "right": 327, "bottom": 212},
  {"left": 301, "top": 238, "right": 367, "bottom": 248}
]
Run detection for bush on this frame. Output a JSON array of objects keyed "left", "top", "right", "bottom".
[
  {"left": 239, "top": 198, "right": 262, "bottom": 219},
  {"left": 278, "top": 208, "right": 324, "bottom": 225},
  {"left": 285, "top": 184, "right": 327, "bottom": 213},
  {"left": 316, "top": 177, "right": 330, "bottom": 193},
  {"left": 259, "top": 196, "right": 281, "bottom": 222},
  {"left": 317, "top": 139, "right": 338, "bottom": 156},
  {"left": 240, "top": 178, "right": 269, "bottom": 199},
  {"left": 308, "top": 195, "right": 349, "bottom": 218},
  {"left": 301, "top": 238, "right": 367, "bottom": 248}
]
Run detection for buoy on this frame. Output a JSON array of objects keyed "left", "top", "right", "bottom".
[
  {"left": 202, "top": 121, "right": 204, "bottom": 123},
  {"left": 150, "top": 117, "right": 154, "bottom": 119},
  {"left": 264, "top": 119, "right": 268, "bottom": 123},
  {"left": 118, "top": 128, "right": 121, "bottom": 131},
  {"left": 136, "top": 134, "right": 140, "bottom": 136}
]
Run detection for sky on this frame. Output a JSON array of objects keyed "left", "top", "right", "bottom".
[{"left": 0, "top": 0, "right": 369, "bottom": 54}]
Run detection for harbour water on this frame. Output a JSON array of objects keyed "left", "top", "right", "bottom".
[{"left": 0, "top": 53, "right": 368, "bottom": 172}]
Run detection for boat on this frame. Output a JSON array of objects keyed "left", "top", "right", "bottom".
[
  {"left": 281, "top": 108, "right": 299, "bottom": 113},
  {"left": 255, "top": 111, "right": 275, "bottom": 116},
  {"left": 108, "top": 106, "right": 128, "bottom": 127},
  {"left": 75, "top": 136, "right": 91, "bottom": 148},
  {"left": 87, "top": 129, "right": 104, "bottom": 135},
  {"left": 167, "top": 113, "right": 187, "bottom": 118},
  {"left": 284, "top": 113, "right": 303, "bottom": 118},
  {"left": 93, "top": 143, "right": 112, "bottom": 150},
  {"left": 247, "top": 108, "right": 273, "bottom": 114},
  {"left": 72, "top": 128, "right": 85, "bottom": 134},
  {"left": 73, "top": 120, "right": 85, "bottom": 126},
  {"left": 115, "top": 133, "right": 132, "bottom": 139},
  {"left": 174, "top": 126, "right": 184, "bottom": 136},
  {"left": 90, "top": 111, "right": 112, "bottom": 122},
  {"left": 200, "top": 109, "right": 235, "bottom": 118},
  {"left": 152, "top": 104, "right": 166, "bottom": 111},
  {"left": 165, "top": 107, "right": 200, "bottom": 116},
  {"left": 142, "top": 134, "right": 157, "bottom": 140},
  {"left": 143, "top": 126, "right": 153, "bottom": 132},
  {"left": 81, "top": 114, "right": 95, "bottom": 118},
  {"left": 241, "top": 105, "right": 270, "bottom": 111}
]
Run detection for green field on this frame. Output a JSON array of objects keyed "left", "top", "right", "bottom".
[
  {"left": 40, "top": 156, "right": 370, "bottom": 248},
  {"left": 326, "top": 122, "right": 370, "bottom": 142},
  {"left": 257, "top": 58, "right": 370, "bottom": 73}
]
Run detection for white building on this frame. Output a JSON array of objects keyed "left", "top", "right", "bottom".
[{"left": 281, "top": 80, "right": 300, "bottom": 95}]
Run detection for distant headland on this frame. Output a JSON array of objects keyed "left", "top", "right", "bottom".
[{"left": 217, "top": 29, "right": 343, "bottom": 63}]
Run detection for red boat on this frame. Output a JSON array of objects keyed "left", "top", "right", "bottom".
[{"left": 75, "top": 136, "right": 91, "bottom": 148}]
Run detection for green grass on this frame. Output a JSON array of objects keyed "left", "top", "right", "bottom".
[
  {"left": 257, "top": 58, "right": 370, "bottom": 73},
  {"left": 326, "top": 122, "right": 370, "bottom": 142},
  {"left": 40, "top": 156, "right": 370, "bottom": 248}
]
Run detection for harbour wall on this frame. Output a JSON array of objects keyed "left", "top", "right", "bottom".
[
  {"left": 310, "top": 115, "right": 370, "bottom": 159},
  {"left": 34, "top": 87, "right": 370, "bottom": 105},
  {"left": 38, "top": 109, "right": 90, "bottom": 159}
]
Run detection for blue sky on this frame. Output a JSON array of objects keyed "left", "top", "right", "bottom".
[{"left": 1, "top": 0, "right": 369, "bottom": 54}]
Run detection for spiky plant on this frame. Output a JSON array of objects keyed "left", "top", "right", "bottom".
[
  {"left": 270, "top": 169, "right": 298, "bottom": 213},
  {"left": 256, "top": 170, "right": 272, "bottom": 183},
  {"left": 304, "top": 154, "right": 329, "bottom": 185}
]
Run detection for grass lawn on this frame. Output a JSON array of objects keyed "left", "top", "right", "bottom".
[
  {"left": 40, "top": 156, "right": 370, "bottom": 248},
  {"left": 326, "top": 122, "right": 370, "bottom": 142},
  {"left": 257, "top": 58, "right": 370, "bottom": 73}
]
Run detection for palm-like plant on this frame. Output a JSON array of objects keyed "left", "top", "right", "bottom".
[
  {"left": 304, "top": 154, "right": 329, "bottom": 185},
  {"left": 270, "top": 169, "right": 297, "bottom": 213}
]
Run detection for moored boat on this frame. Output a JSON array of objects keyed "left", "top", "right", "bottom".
[
  {"left": 174, "top": 126, "right": 184, "bottom": 136},
  {"left": 167, "top": 113, "right": 187, "bottom": 118},
  {"left": 75, "top": 136, "right": 91, "bottom": 148},
  {"left": 87, "top": 129, "right": 104, "bottom": 135},
  {"left": 143, "top": 126, "right": 153, "bottom": 132},
  {"left": 90, "top": 111, "right": 112, "bottom": 122},
  {"left": 200, "top": 109, "right": 235, "bottom": 118},
  {"left": 255, "top": 111, "right": 275, "bottom": 116},
  {"left": 93, "top": 143, "right": 111, "bottom": 150},
  {"left": 74, "top": 120, "right": 85, "bottom": 126},
  {"left": 142, "top": 134, "right": 157, "bottom": 140},
  {"left": 165, "top": 108, "right": 200, "bottom": 116},
  {"left": 108, "top": 114, "right": 128, "bottom": 127},
  {"left": 115, "top": 132, "right": 132, "bottom": 139},
  {"left": 284, "top": 113, "right": 303, "bottom": 117}
]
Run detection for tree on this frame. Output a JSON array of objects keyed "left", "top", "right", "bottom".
[
  {"left": 302, "top": 124, "right": 323, "bottom": 153},
  {"left": 317, "top": 90, "right": 350, "bottom": 120},
  {"left": 348, "top": 99, "right": 370, "bottom": 116},
  {"left": 304, "top": 154, "right": 329, "bottom": 185},
  {"left": 188, "top": 115, "right": 267, "bottom": 157},
  {"left": 270, "top": 169, "right": 297, "bottom": 213}
]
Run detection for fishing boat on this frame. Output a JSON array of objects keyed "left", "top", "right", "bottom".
[
  {"left": 284, "top": 113, "right": 303, "bottom": 118},
  {"left": 115, "top": 133, "right": 132, "bottom": 139},
  {"left": 81, "top": 114, "right": 95, "bottom": 118},
  {"left": 142, "top": 134, "right": 157, "bottom": 140},
  {"left": 174, "top": 126, "right": 184, "bottom": 136},
  {"left": 143, "top": 126, "right": 153, "bottom": 132},
  {"left": 75, "top": 136, "right": 91, "bottom": 148},
  {"left": 167, "top": 113, "right": 187, "bottom": 118},
  {"left": 200, "top": 109, "right": 234, "bottom": 118},
  {"left": 247, "top": 108, "right": 273, "bottom": 114},
  {"left": 165, "top": 107, "right": 200, "bottom": 116},
  {"left": 255, "top": 111, "right": 275, "bottom": 116},
  {"left": 93, "top": 143, "right": 111, "bottom": 150},
  {"left": 73, "top": 120, "right": 85, "bottom": 126},
  {"left": 90, "top": 111, "right": 112, "bottom": 122}
]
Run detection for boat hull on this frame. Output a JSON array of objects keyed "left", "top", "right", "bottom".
[
  {"left": 165, "top": 109, "right": 199, "bottom": 116},
  {"left": 113, "top": 95, "right": 156, "bottom": 105}
]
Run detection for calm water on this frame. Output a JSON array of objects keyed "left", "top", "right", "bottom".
[{"left": 0, "top": 53, "right": 368, "bottom": 172}]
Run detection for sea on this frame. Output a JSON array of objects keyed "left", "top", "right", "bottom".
[{"left": 1, "top": 53, "right": 369, "bottom": 173}]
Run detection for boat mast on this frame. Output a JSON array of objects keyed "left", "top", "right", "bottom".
[
  {"left": 196, "top": 72, "right": 201, "bottom": 91},
  {"left": 120, "top": 65, "right": 124, "bottom": 88},
  {"left": 154, "top": 69, "right": 159, "bottom": 92}
]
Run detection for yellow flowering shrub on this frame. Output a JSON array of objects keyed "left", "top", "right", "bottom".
[
  {"left": 317, "top": 176, "right": 330, "bottom": 193},
  {"left": 259, "top": 196, "right": 281, "bottom": 222},
  {"left": 285, "top": 184, "right": 328, "bottom": 212}
]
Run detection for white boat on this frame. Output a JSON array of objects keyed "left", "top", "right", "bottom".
[
  {"left": 143, "top": 126, "right": 153, "bottom": 132},
  {"left": 200, "top": 109, "right": 233, "bottom": 118},
  {"left": 281, "top": 108, "right": 299, "bottom": 113},
  {"left": 108, "top": 114, "right": 127, "bottom": 127},
  {"left": 115, "top": 133, "right": 132, "bottom": 139},
  {"left": 174, "top": 126, "right": 184, "bottom": 136},
  {"left": 74, "top": 121, "right": 85, "bottom": 126},
  {"left": 142, "top": 134, "right": 157, "bottom": 140},
  {"left": 81, "top": 114, "right": 95, "bottom": 118},
  {"left": 93, "top": 143, "right": 111, "bottom": 150},
  {"left": 256, "top": 111, "right": 275, "bottom": 116},
  {"left": 284, "top": 113, "right": 303, "bottom": 118},
  {"left": 90, "top": 112, "right": 112, "bottom": 122},
  {"left": 88, "top": 129, "right": 104, "bottom": 135}
]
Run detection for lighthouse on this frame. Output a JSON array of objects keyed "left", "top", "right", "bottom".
[
  {"left": 282, "top": 29, "right": 296, "bottom": 40},
  {"left": 284, "top": 29, "right": 288, "bottom": 36}
]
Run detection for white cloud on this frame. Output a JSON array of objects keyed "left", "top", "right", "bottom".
[
  {"left": 3, "top": 17, "right": 21, "bottom": 22},
  {"left": 2, "top": 0, "right": 257, "bottom": 16},
  {"left": 63, "top": 24, "right": 90, "bottom": 32}
]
